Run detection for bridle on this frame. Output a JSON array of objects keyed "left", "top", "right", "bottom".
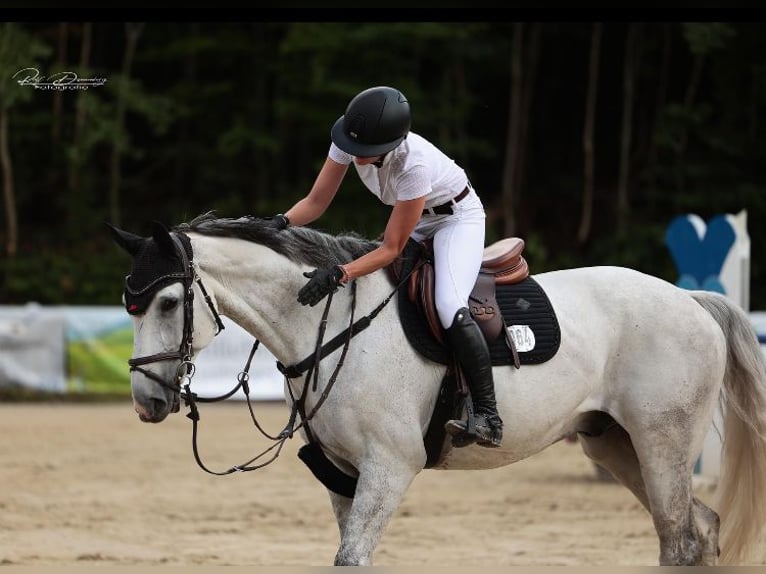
[
  {"left": 126, "top": 232, "right": 225, "bottom": 394},
  {"left": 124, "top": 229, "right": 422, "bottom": 477}
]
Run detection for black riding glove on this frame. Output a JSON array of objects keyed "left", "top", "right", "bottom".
[
  {"left": 265, "top": 213, "right": 290, "bottom": 231},
  {"left": 297, "top": 266, "right": 345, "bottom": 307}
]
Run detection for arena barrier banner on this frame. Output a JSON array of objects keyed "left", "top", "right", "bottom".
[
  {"left": 64, "top": 305, "right": 133, "bottom": 393},
  {"left": 181, "top": 316, "right": 285, "bottom": 401},
  {"left": 0, "top": 304, "right": 66, "bottom": 391},
  {"left": 0, "top": 304, "right": 284, "bottom": 399},
  {"left": 0, "top": 304, "right": 763, "bottom": 403}
]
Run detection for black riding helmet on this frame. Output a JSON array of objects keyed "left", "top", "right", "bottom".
[{"left": 331, "top": 86, "right": 411, "bottom": 158}]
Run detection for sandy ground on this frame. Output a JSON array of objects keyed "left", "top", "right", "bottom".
[{"left": 0, "top": 400, "right": 722, "bottom": 566}]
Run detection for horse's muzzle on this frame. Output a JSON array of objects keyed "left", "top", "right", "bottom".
[{"left": 134, "top": 396, "right": 174, "bottom": 423}]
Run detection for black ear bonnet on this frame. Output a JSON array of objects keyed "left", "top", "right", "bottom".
[{"left": 124, "top": 232, "right": 193, "bottom": 315}]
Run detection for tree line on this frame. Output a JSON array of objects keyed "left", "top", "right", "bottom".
[{"left": 0, "top": 21, "right": 764, "bottom": 308}]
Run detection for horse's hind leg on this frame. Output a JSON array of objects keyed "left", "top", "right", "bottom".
[
  {"left": 630, "top": 420, "right": 720, "bottom": 565},
  {"left": 637, "top": 450, "right": 716, "bottom": 564},
  {"left": 691, "top": 497, "right": 720, "bottom": 563},
  {"left": 578, "top": 416, "right": 719, "bottom": 565},
  {"left": 578, "top": 419, "right": 651, "bottom": 509}
]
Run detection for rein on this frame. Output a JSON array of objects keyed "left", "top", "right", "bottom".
[{"left": 127, "top": 230, "right": 423, "bottom": 477}]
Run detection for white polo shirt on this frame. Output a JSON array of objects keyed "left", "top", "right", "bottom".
[{"left": 328, "top": 131, "right": 468, "bottom": 209}]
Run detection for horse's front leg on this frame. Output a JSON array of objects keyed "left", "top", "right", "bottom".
[
  {"left": 333, "top": 444, "right": 423, "bottom": 565},
  {"left": 328, "top": 491, "right": 353, "bottom": 538}
]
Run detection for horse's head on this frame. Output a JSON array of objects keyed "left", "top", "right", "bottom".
[{"left": 107, "top": 221, "right": 223, "bottom": 423}]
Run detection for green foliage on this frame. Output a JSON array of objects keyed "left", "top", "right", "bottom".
[
  {"left": 1, "top": 22, "right": 765, "bottom": 310},
  {"left": 1, "top": 246, "right": 130, "bottom": 305},
  {"left": 682, "top": 23, "right": 736, "bottom": 56},
  {"left": 0, "top": 23, "right": 51, "bottom": 109},
  {"left": 63, "top": 74, "right": 179, "bottom": 163},
  {"left": 115, "top": 76, "right": 178, "bottom": 137}
]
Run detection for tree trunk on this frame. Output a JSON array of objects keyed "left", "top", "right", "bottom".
[
  {"left": 514, "top": 22, "right": 541, "bottom": 233},
  {"left": 453, "top": 49, "right": 469, "bottom": 166},
  {"left": 67, "top": 22, "right": 92, "bottom": 199},
  {"left": 750, "top": 60, "right": 759, "bottom": 142},
  {"left": 577, "top": 22, "right": 602, "bottom": 246},
  {"left": 501, "top": 23, "right": 524, "bottom": 238},
  {"left": 173, "top": 23, "right": 198, "bottom": 203},
  {"left": 109, "top": 22, "right": 145, "bottom": 228},
  {"left": 675, "top": 52, "right": 705, "bottom": 195},
  {"left": 52, "top": 22, "right": 68, "bottom": 144},
  {"left": 645, "top": 23, "right": 671, "bottom": 194},
  {"left": 250, "top": 23, "right": 264, "bottom": 204},
  {"left": 438, "top": 68, "right": 451, "bottom": 149},
  {"left": 617, "top": 23, "right": 640, "bottom": 238},
  {"left": 0, "top": 108, "right": 17, "bottom": 257}
]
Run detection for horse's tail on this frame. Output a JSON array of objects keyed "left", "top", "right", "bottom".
[{"left": 692, "top": 291, "right": 766, "bottom": 564}]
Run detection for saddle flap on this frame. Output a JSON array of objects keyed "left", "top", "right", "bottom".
[
  {"left": 469, "top": 271, "right": 504, "bottom": 341},
  {"left": 418, "top": 263, "right": 444, "bottom": 344},
  {"left": 408, "top": 266, "right": 420, "bottom": 303}
]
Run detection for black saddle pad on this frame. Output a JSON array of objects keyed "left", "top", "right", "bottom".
[{"left": 397, "top": 276, "right": 561, "bottom": 366}]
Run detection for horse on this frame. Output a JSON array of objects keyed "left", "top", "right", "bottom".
[{"left": 107, "top": 212, "right": 766, "bottom": 566}]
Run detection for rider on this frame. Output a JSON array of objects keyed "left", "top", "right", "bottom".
[{"left": 271, "top": 85, "right": 503, "bottom": 448}]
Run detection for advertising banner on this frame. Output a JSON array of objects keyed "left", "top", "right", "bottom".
[
  {"left": 0, "top": 304, "right": 66, "bottom": 391},
  {"left": 0, "top": 305, "right": 284, "bottom": 400}
]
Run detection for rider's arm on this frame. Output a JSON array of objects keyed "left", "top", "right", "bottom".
[
  {"left": 284, "top": 158, "right": 348, "bottom": 226},
  {"left": 339, "top": 195, "right": 426, "bottom": 282}
]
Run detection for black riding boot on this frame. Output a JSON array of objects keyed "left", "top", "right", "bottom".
[{"left": 444, "top": 308, "right": 503, "bottom": 448}]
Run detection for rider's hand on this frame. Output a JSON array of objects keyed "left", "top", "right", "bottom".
[
  {"left": 265, "top": 213, "right": 290, "bottom": 231},
  {"left": 297, "top": 266, "right": 345, "bottom": 307}
]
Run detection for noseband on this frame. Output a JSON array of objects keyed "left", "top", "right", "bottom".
[{"left": 127, "top": 232, "right": 225, "bottom": 393}]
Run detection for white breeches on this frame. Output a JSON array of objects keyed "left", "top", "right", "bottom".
[{"left": 411, "top": 188, "right": 486, "bottom": 329}]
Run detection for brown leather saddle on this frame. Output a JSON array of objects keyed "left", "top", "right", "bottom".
[{"left": 391, "top": 237, "right": 529, "bottom": 368}]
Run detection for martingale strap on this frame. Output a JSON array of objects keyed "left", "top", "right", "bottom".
[
  {"left": 277, "top": 259, "right": 426, "bottom": 379},
  {"left": 277, "top": 315, "right": 373, "bottom": 379}
]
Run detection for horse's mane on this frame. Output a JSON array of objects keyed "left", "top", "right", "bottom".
[{"left": 175, "top": 211, "right": 381, "bottom": 268}]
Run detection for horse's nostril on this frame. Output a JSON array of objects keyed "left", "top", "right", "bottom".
[{"left": 150, "top": 398, "right": 167, "bottom": 418}]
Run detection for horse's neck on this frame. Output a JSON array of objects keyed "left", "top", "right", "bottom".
[{"left": 190, "top": 234, "right": 388, "bottom": 367}]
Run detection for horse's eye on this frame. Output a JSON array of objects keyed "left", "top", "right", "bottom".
[{"left": 160, "top": 298, "right": 178, "bottom": 312}]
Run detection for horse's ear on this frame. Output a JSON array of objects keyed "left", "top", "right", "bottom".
[
  {"left": 150, "top": 220, "right": 176, "bottom": 257},
  {"left": 104, "top": 222, "right": 144, "bottom": 257}
]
